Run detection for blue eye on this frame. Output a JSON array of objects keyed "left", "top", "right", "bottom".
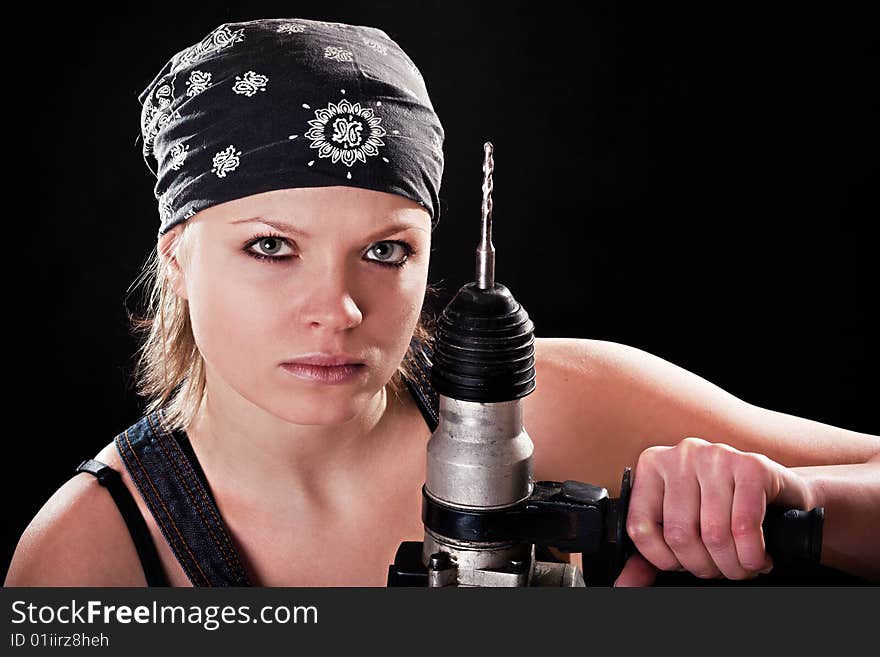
[
  {"left": 246, "top": 235, "right": 294, "bottom": 261},
  {"left": 364, "top": 241, "right": 411, "bottom": 267},
  {"left": 243, "top": 232, "right": 414, "bottom": 269}
]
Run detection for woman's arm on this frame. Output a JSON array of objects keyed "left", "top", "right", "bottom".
[
  {"left": 530, "top": 338, "right": 880, "bottom": 583},
  {"left": 789, "top": 451, "right": 880, "bottom": 580},
  {"left": 532, "top": 337, "right": 879, "bottom": 475}
]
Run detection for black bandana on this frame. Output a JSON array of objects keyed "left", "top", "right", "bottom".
[{"left": 137, "top": 18, "right": 445, "bottom": 238}]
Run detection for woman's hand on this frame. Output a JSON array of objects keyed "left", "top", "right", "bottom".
[{"left": 613, "top": 437, "right": 815, "bottom": 586}]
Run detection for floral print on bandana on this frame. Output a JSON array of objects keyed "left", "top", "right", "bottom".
[
  {"left": 169, "top": 142, "right": 190, "bottom": 170},
  {"left": 158, "top": 194, "right": 174, "bottom": 224},
  {"left": 211, "top": 145, "right": 242, "bottom": 177},
  {"left": 277, "top": 23, "right": 305, "bottom": 34},
  {"left": 186, "top": 70, "right": 212, "bottom": 96},
  {"left": 324, "top": 46, "right": 354, "bottom": 62},
  {"left": 232, "top": 71, "right": 268, "bottom": 96},
  {"left": 304, "top": 98, "right": 387, "bottom": 175},
  {"left": 142, "top": 104, "right": 180, "bottom": 159},
  {"left": 173, "top": 25, "right": 246, "bottom": 75},
  {"left": 154, "top": 84, "right": 173, "bottom": 109}
]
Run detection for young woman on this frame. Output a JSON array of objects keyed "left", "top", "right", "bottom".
[{"left": 5, "top": 18, "right": 879, "bottom": 587}]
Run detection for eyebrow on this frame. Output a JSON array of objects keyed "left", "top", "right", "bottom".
[{"left": 230, "top": 216, "right": 421, "bottom": 241}]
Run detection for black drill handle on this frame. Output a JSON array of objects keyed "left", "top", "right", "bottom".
[{"left": 761, "top": 505, "right": 824, "bottom": 566}]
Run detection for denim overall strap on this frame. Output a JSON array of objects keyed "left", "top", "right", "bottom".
[
  {"left": 403, "top": 335, "right": 439, "bottom": 433},
  {"left": 114, "top": 410, "right": 252, "bottom": 587}
]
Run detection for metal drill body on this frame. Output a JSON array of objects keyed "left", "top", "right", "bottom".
[{"left": 421, "top": 396, "right": 538, "bottom": 586}]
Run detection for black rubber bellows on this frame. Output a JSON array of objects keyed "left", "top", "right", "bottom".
[{"left": 431, "top": 282, "right": 536, "bottom": 403}]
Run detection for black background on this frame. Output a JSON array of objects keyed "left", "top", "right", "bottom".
[{"left": 4, "top": 1, "right": 877, "bottom": 581}]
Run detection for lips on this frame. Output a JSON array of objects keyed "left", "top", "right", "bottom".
[
  {"left": 282, "top": 354, "right": 364, "bottom": 367},
  {"left": 280, "top": 362, "right": 366, "bottom": 384}
]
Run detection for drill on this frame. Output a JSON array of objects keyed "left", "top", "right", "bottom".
[{"left": 387, "top": 142, "right": 824, "bottom": 587}]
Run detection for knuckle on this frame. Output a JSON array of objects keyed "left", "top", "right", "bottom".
[
  {"left": 680, "top": 436, "right": 710, "bottom": 453},
  {"left": 637, "top": 446, "right": 664, "bottom": 467},
  {"left": 626, "top": 516, "right": 654, "bottom": 543},
  {"left": 731, "top": 514, "right": 760, "bottom": 540},
  {"left": 700, "top": 521, "right": 730, "bottom": 550},
  {"left": 739, "top": 451, "right": 767, "bottom": 472},
  {"left": 736, "top": 452, "right": 775, "bottom": 481},
  {"left": 709, "top": 442, "right": 738, "bottom": 465},
  {"left": 662, "top": 522, "right": 696, "bottom": 549}
]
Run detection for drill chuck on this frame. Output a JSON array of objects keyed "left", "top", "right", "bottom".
[{"left": 431, "top": 281, "right": 537, "bottom": 403}]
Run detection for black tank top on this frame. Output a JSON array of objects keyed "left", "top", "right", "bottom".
[{"left": 75, "top": 336, "right": 439, "bottom": 586}]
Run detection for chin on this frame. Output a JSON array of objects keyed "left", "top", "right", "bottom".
[
  {"left": 283, "top": 406, "right": 360, "bottom": 427},
  {"left": 270, "top": 390, "right": 369, "bottom": 426}
]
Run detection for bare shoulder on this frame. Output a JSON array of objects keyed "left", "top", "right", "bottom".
[
  {"left": 4, "top": 441, "right": 148, "bottom": 587},
  {"left": 526, "top": 337, "right": 639, "bottom": 491}
]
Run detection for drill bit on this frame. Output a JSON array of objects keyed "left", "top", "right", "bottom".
[{"left": 476, "top": 141, "right": 495, "bottom": 290}]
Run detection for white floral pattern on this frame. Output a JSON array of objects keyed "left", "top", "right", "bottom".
[
  {"left": 172, "top": 25, "right": 246, "bottom": 74},
  {"left": 154, "top": 84, "right": 173, "bottom": 109},
  {"left": 277, "top": 23, "right": 305, "bottom": 34},
  {"left": 304, "top": 98, "right": 387, "bottom": 168},
  {"left": 211, "top": 145, "right": 242, "bottom": 177},
  {"left": 186, "top": 70, "right": 212, "bottom": 96},
  {"left": 324, "top": 46, "right": 353, "bottom": 62},
  {"left": 169, "top": 142, "right": 189, "bottom": 170},
  {"left": 141, "top": 71, "right": 180, "bottom": 158},
  {"left": 158, "top": 195, "right": 174, "bottom": 223},
  {"left": 232, "top": 71, "right": 268, "bottom": 96},
  {"left": 143, "top": 106, "right": 181, "bottom": 158}
]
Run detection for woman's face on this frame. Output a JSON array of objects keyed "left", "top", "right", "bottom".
[{"left": 163, "top": 186, "right": 432, "bottom": 425}]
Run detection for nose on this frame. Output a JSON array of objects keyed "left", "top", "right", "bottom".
[{"left": 298, "top": 263, "right": 363, "bottom": 331}]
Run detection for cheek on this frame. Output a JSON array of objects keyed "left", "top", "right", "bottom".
[
  {"left": 361, "top": 273, "right": 428, "bottom": 367},
  {"left": 186, "top": 263, "right": 277, "bottom": 373},
  {"left": 364, "top": 271, "right": 425, "bottom": 325}
]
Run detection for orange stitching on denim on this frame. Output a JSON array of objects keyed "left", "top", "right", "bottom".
[
  {"left": 156, "top": 409, "right": 248, "bottom": 583},
  {"left": 154, "top": 410, "right": 238, "bottom": 553},
  {"left": 120, "top": 429, "right": 211, "bottom": 587},
  {"left": 116, "top": 432, "right": 200, "bottom": 586},
  {"left": 155, "top": 410, "right": 250, "bottom": 583},
  {"left": 147, "top": 413, "right": 242, "bottom": 579}
]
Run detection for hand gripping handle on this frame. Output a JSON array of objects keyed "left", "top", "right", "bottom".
[{"left": 606, "top": 467, "right": 825, "bottom": 582}]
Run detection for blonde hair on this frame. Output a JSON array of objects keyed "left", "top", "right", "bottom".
[{"left": 125, "top": 223, "right": 440, "bottom": 433}]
